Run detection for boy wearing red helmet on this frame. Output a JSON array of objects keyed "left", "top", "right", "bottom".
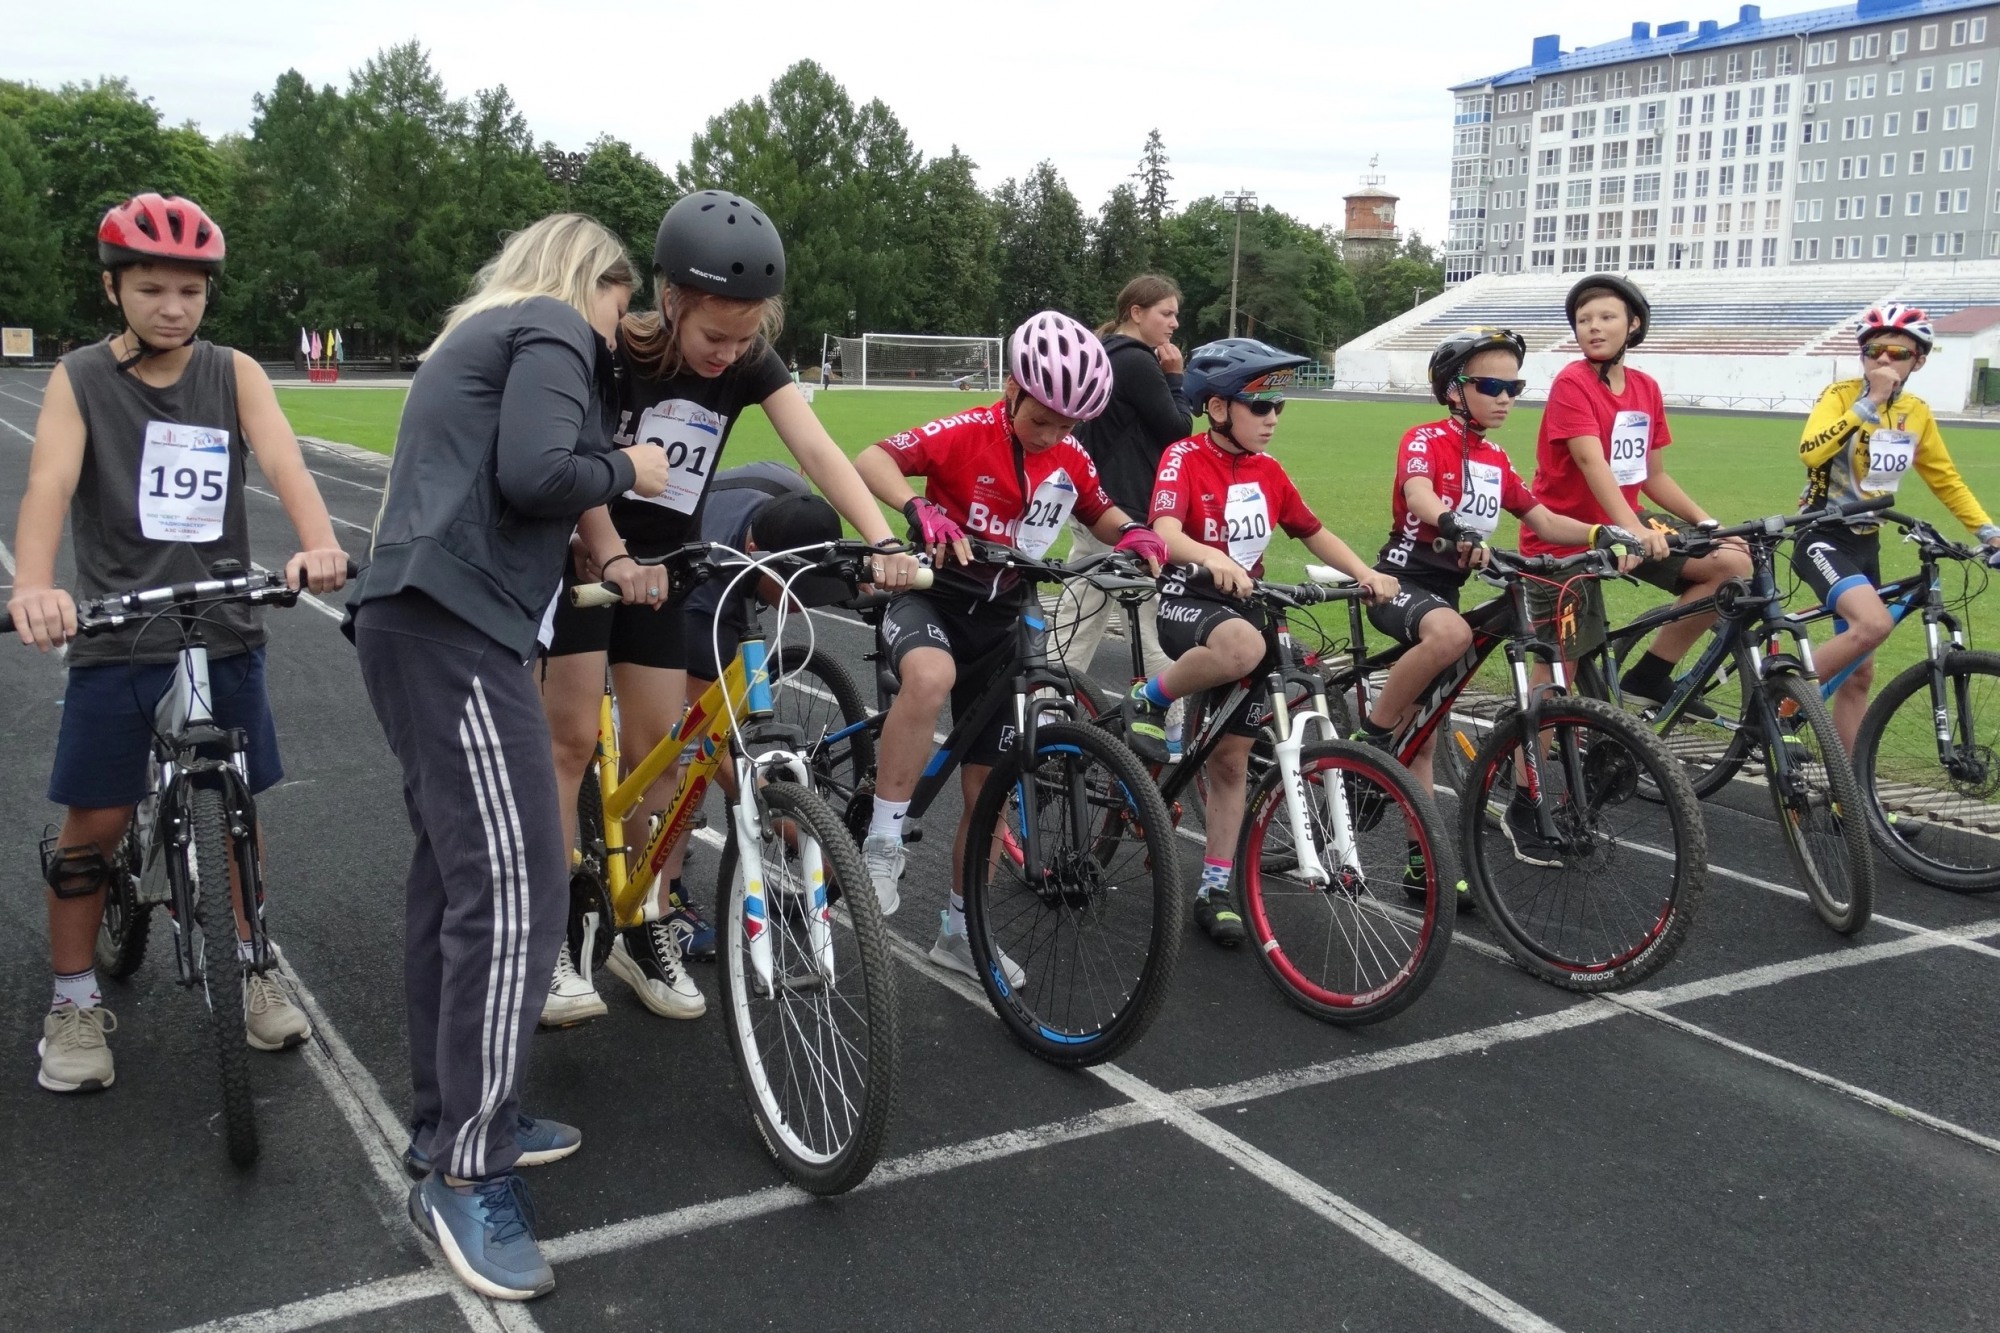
[
  {"left": 7, "top": 194, "right": 347, "bottom": 1094},
  {"left": 1794, "top": 304, "right": 2000, "bottom": 748}
]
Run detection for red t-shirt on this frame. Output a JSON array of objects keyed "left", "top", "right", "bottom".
[
  {"left": 877, "top": 401, "right": 1113, "bottom": 601},
  {"left": 1522, "top": 360, "right": 1671, "bottom": 556},
  {"left": 1149, "top": 433, "right": 1322, "bottom": 580},
  {"left": 1376, "top": 418, "right": 1537, "bottom": 586}
]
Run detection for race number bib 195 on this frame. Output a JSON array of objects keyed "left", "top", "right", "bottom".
[
  {"left": 1015, "top": 469, "right": 1078, "bottom": 559},
  {"left": 1607, "top": 410, "right": 1651, "bottom": 486},
  {"left": 1224, "top": 482, "right": 1273, "bottom": 570},
  {"left": 1865, "top": 429, "right": 1916, "bottom": 493},
  {"left": 627, "top": 399, "right": 726, "bottom": 514},
  {"left": 1458, "top": 461, "right": 1504, "bottom": 536},
  {"left": 139, "top": 421, "right": 230, "bottom": 543}
]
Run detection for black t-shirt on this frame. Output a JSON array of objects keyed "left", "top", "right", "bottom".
[{"left": 607, "top": 337, "right": 792, "bottom": 551}]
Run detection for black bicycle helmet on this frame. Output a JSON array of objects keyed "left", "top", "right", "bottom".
[
  {"left": 1565, "top": 273, "right": 1650, "bottom": 350},
  {"left": 653, "top": 190, "right": 786, "bottom": 300},
  {"left": 1184, "top": 338, "right": 1312, "bottom": 413},
  {"left": 1429, "top": 327, "right": 1527, "bottom": 407}
]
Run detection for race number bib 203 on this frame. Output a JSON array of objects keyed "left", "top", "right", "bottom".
[
  {"left": 1224, "top": 482, "right": 1273, "bottom": 571},
  {"left": 139, "top": 421, "right": 230, "bottom": 543},
  {"left": 1015, "top": 469, "right": 1078, "bottom": 559},
  {"left": 1607, "top": 410, "right": 1651, "bottom": 486},
  {"left": 628, "top": 399, "right": 726, "bottom": 514},
  {"left": 1458, "top": 461, "right": 1504, "bottom": 537},
  {"left": 1864, "top": 429, "right": 1916, "bottom": 493}
]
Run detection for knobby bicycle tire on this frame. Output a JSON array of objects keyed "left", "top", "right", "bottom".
[
  {"left": 1854, "top": 649, "right": 2000, "bottom": 892},
  {"left": 1237, "top": 740, "right": 1457, "bottom": 1024},
  {"left": 1601, "top": 630, "right": 1754, "bottom": 801},
  {"left": 716, "top": 781, "right": 899, "bottom": 1195},
  {"left": 1765, "top": 673, "right": 1876, "bottom": 933},
  {"left": 95, "top": 822, "right": 150, "bottom": 979},
  {"left": 962, "top": 720, "right": 1182, "bottom": 1066},
  {"left": 185, "top": 784, "right": 258, "bottom": 1166},
  {"left": 1462, "top": 695, "right": 1707, "bottom": 991}
]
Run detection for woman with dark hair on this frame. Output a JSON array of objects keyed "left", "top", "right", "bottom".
[{"left": 1052, "top": 275, "right": 1189, "bottom": 700}]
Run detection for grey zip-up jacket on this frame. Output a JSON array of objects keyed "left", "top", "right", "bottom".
[{"left": 346, "top": 296, "right": 636, "bottom": 659}]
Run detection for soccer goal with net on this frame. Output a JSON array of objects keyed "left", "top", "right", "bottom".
[{"left": 830, "top": 333, "right": 1003, "bottom": 390}]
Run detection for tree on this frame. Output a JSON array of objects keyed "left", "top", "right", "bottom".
[
  {"left": 1089, "top": 183, "right": 1151, "bottom": 317},
  {"left": 569, "top": 136, "right": 671, "bottom": 276},
  {"left": 1133, "top": 128, "right": 1173, "bottom": 243},
  {"left": 906, "top": 147, "right": 997, "bottom": 335},
  {"left": 0, "top": 116, "right": 61, "bottom": 332},
  {"left": 1349, "top": 234, "right": 1447, "bottom": 335},
  {"left": 1160, "top": 198, "right": 1361, "bottom": 356},
  {"left": 993, "top": 161, "right": 1090, "bottom": 328},
  {"left": 458, "top": 86, "right": 558, "bottom": 270}
]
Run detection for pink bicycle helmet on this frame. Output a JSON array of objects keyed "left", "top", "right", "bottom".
[
  {"left": 1009, "top": 311, "right": 1113, "bottom": 421},
  {"left": 1858, "top": 303, "right": 1935, "bottom": 354}
]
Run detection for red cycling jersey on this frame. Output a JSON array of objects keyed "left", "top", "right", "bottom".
[
  {"left": 1521, "top": 360, "right": 1672, "bottom": 557},
  {"left": 1376, "top": 418, "right": 1537, "bottom": 587},
  {"left": 876, "top": 401, "right": 1113, "bottom": 601},
  {"left": 1149, "top": 433, "right": 1321, "bottom": 580}
]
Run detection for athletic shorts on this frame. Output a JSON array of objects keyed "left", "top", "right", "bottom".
[
  {"left": 1792, "top": 525, "right": 1882, "bottom": 631},
  {"left": 878, "top": 591, "right": 1027, "bottom": 765},
  {"left": 48, "top": 647, "right": 282, "bottom": 808},
  {"left": 544, "top": 565, "right": 687, "bottom": 669},
  {"left": 1154, "top": 578, "right": 1276, "bottom": 738},
  {"left": 1366, "top": 576, "right": 1463, "bottom": 647},
  {"left": 1526, "top": 553, "right": 1688, "bottom": 661}
]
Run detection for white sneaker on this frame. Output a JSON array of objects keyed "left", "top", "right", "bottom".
[
  {"left": 540, "top": 942, "right": 607, "bottom": 1028},
  {"left": 605, "top": 921, "right": 706, "bottom": 1019},
  {"left": 862, "top": 834, "right": 904, "bottom": 916},
  {"left": 244, "top": 971, "right": 312, "bottom": 1051},
  {"left": 928, "top": 911, "right": 1025, "bottom": 988},
  {"left": 37, "top": 1004, "right": 116, "bottom": 1092}
]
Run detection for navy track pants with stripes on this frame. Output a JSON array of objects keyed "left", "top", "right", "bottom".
[{"left": 354, "top": 592, "right": 566, "bottom": 1181}]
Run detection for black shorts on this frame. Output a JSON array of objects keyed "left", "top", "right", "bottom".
[
  {"left": 1154, "top": 579, "right": 1276, "bottom": 738},
  {"left": 1366, "top": 576, "right": 1463, "bottom": 647},
  {"left": 545, "top": 565, "right": 688, "bottom": 669},
  {"left": 1524, "top": 553, "right": 1687, "bottom": 660},
  {"left": 1792, "top": 525, "right": 1882, "bottom": 628},
  {"left": 879, "top": 591, "right": 1027, "bottom": 765}
]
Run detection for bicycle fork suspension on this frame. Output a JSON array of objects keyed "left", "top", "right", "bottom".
[
  {"left": 730, "top": 751, "right": 834, "bottom": 990},
  {"left": 1269, "top": 674, "right": 1346, "bottom": 886}
]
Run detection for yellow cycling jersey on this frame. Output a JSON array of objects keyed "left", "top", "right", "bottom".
[{"left": 1798, "top": 378, "right": 1991, "bottom": 536}]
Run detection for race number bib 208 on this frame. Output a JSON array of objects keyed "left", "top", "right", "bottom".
[
  {"left": 1015, "top": 469, "right": 1078, "bottom": 559},
  {"left": 627, "top": 399, "right": 726, "bottom": 514},
  {"left": 1864, "top": 429, "right": 1916, "bottom": 493},
  {"left": 1458, "top": 461, "right": 1504, "bottom": 536},
  {"left": 139, "top": 421, "right": 230, "bottom": 543},
  {"left": 1607, "top": 410, "right": 1651, "bottom": 486},
  {"left": 1224, "top": 482, "right": 1273, "bottom": 570}
]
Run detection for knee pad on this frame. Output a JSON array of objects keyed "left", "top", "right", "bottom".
[{"left": 40, "top": 832, "right": 116, "bottom": 900}]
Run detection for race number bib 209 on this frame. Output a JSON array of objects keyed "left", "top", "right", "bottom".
[
  {"left": 627, "top": 399, "right": 726, "bottom": 514},
  {"left": 1607, "top": 410, "right": 1651, "bottom": 486},
  {"left": 1865, "top": 429, "right": 1916, "bottom": 493},
  {"left": 139, "top": 421, "right": 230, "bottom": 543},
  {"left": 1224, "top": 482, "right": 1273, "bottom": 570},
  {"left": 1015, "top": 469, "right": 1078, "bottom": 559},
  {"left": 1458, "top": 461, "right": 1504, "bottom": 537}
]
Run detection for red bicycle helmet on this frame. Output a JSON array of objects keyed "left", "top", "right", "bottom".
[
  {"left": 97, "top": 194, "right": 225, "bottom": 272},
  {"left": 1857, "top": 303, "right": 1934, "bottom": 355}
]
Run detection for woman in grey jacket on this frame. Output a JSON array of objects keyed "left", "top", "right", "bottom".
[{"left": 345, "top": 214, "right": 668, "bottom": 1303}]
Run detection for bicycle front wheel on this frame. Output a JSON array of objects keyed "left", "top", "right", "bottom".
[
  {"left": 963, "top": 721, "right": 1182, "bottom": 1066},
  {"left": 1854, "top": 650, "right": 2000, "bottom": 892},
  {"left": 1765, "top": 673, "right": 1875, "bottom": 933},
  {"left": 182, "top": 784, "right": 258, "bottom": 1165},
  {"left": 775, "top": 644, "right": 874, "bottom": 796},
  {"left": 717, "top": 781, "right": 899, "bottom": 1195},
  {"left": 1238, "top": 741, "right": 1457, "bottom": 1024},
  {"left": 1463, "top": 696, "right": 1707, "bottom": 991}
]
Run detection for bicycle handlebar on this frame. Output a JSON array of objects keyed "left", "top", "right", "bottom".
[
  {"left": 0, "top": 559, "right": 360, "bottom": 637},
  {"left": 1668, "top": 494, "right": 1896, "bottom": 552},
  {"left": 1174, "top": 562, "right": 1372, "bottom": 608},
  {"left": 570, "top": 540, "right": 934, "bottom": 610}
]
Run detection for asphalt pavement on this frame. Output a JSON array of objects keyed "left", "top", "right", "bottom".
[{"left": 0, "top": 365, "right": 1995, "bottom": 1333}]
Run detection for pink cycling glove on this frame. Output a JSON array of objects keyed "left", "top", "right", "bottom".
[
  {"left": 1113, "top": 523, "right": 1169, "bottom": 567},
  {"left": 904, "top": 497, "right": 965, "bottom": 548}
]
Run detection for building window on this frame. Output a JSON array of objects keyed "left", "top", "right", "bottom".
[
  {"left": 1696, "top": 168, "right": 1712, "bottom": 198},
  {"left": 1569, "top": 145, "right": 1595, "bottom": 172},
  {"left": 1561, "top": 246, "right": 1589, "bottom": 273},
  {"left": 1810, "top": 199, "right": 1824, "bottom": 221},
  {"left": 1671, "top": 204, "right": 1686, "bottom": 235},
  {"left": 1874, "top": 233, "right": 1890, "bottom": 258},
  {"left": 1534, "top": 181, "right": 1558, "bottom": 210},
  {"left": 1598, "top": 211, "right": 1624, "bottom": 239},
  {"left": 1634, "top": 173, "right": 1662, "bottom": 203},
  {"left": 1531, "top": 248, "right": 1555, "bottom": 271},
  {"left": 1956, "top": 187, "right": 1971, "bottom": 212},
  {"left": 1641, "top": 64, "right": 1666, "bottom": 95},
  {"left": 1533, "top": 217, "right": 1556, "bottom": 243},
  {"left": 1815, "top": 159, "right": 1829, "bottom": 182},
  {"left": 1761, "top": 237, "right": 1777, "bottom": 266},
  {"left": 1720, "top": 165, "right": 1737, "bottom": 195},
  {"left": 1766, "top": 199, "right": 1783, "bottom": 230},
  {"left": 1566, "top": 180, "right": 1592, "bottom": 207},
  {"left": 1771, "top": 122, "right": 1788, "bottom": 152},
  {"left": 1851, "top": 35, "right": 1865, "bottom": 61},
  {"left": 1603, "top": 141, "right": 1630, "bottom": 171},
  {"left": 1564, "top": 214, "right": 1589, "bottom": 240},
  {"left": 1596, "top": 244, "right": 1622, "bottom": 268},
  {"left": 1636, "top": 136, "right": 1663, "bottom": 167},
  {"left": 1545, "top": 80, "right": 1567, "bottom": 108},
  {"left": 1861, "top": 114, "right": 1874, "bottom": 138},
  {"left": 1973, "top": 61, "right": 1986, "bottom": 87},
  {"left": 1723, "top": 128, "right": 1740, "bottom": 158},
  {"left": 1922, "top": 24, "right": 1938, "bottom": 51},
  {"left": 1606, "top": 105, "right": 1631, "bottom": 136},
  {"left": 1713, "top": 239, "right": 1731, "bottom": 268},
  {"left": 1576, "top": 74, "right": 1600, "bottom": 103},
  {"left": 1702, "top": 93, "right": 1718, "bottom": 125},
  {"left": 1629, "top": 243, "right": 1657, "bottom": 270},
  {"left": 1698, "top": 130, "right": 1714, "bottom": 161},
  {"left": 1908, "top": 191, "right": 1923, "bottom": 214},
  {"left": 1703, "top": 56, "right": 1719, "bottom": 87},
  {"left": 1538, "top": 149, "right": 1562, "bottom": 175},
  {"left": 1724, "top": 90, "right": 1742, "bottom": 121},
  {"left": 1959, "top": 146, "right": 1975, "bottom": 169},
  {"left": 1863, "top": 73, "right": 1878, "bottom": 99},
  {"left": 1879, "top": 193, "right": 1895, "bottom": 215},
  {"left": 1601, "top": 176, "right": 1628, "bottom": 204},
  {"left": 1847, "top": 76, "right": 1861, "bottom": 100},
  {"left": 1840, "top": 157, "right": 1854, "bottom": 181},
  {"left": 1911, "top": 148, "right": 1927, "bottom": 172},
  {"left": 1857, "top": 154, "right": 1870, "bottom": 178},
  {"left": 1673, "top": 171, "right": 1689, "bottom": 200},
  {"left": 1885, "top": 112, "right": 1901, "bottom": 136},
  {"left": 1952, "top": 18, "right": 1969, "bottom": 45},
  {"left": 1745, "top": 124, "right": 1763, "bottom": 156},
  {"left": 1837, "top": 197, "right": 1850, "bottom": 220},
  {"left": 1608, "top": 70, "right": 1631, "bottom": 99},
  {"left": 1970, "top": 104, "right": 1983, "bottom": 128},
  {"left": 1919, "top": 68, "right": 1935, "bottom": 93},
  {"left": 1541, "top": 113, "right": 1565, "bottom": 134},
  {"left": 1677, "top": 95, "right": 1694, "bottom": 128},
  {"left": 1680, "top": 60, "right": 1695, "bottom": 89},
  {"left": 1889, "top": 70, "right": 1905, "bottom": 96},
  {"left": 1904, "top": 233, "right": 1919, "bottom": 256},
  {"left": 1718, "top": 201, "right": 1734, "bottom": 233},
  {"left": 1809, "top": 237, "right": 1821, "bottom": 259},
  {"left": 1675, "top": 133, "right": 1691, "bottom": 164},
  {"left": 1774, "top": 84, "right": 1791, "bottom": 116},
  {"left": 1939, "top": 188, "right": 1952, "bottom": 211},
  {"left": 1572, "top": 109, "right": 1598, "bottom": 138},
  {"left": 1950, "top": 62, "right": 1966, "bottom": 89},
  {"left": 1777, "top": 47, "right": 1795, "bottom": 76},
  {"left": 1794, "top": 199, "right": 1809, "bottom": 223},
  {"left": 1793, "top": 238, "right": 1805, "bottom": 260},
  {"left": 1946, "top": 105, "right": 1962, "bottom": 130},
  {"left": 1727, "top": 52, "right": 1744, "bottom": 83},
  {"left": 1892, "top": 29, "right": 1909, "bottom": 57},
  {"left": 1975, "top": 18, "right": 1989, "bottom": 41},
  {"left": 1632, "top": 208, "right": 1659, "bottom": 238},
  {"left": 1694, "top": 203, "right": 1709, "bottom": 233}
]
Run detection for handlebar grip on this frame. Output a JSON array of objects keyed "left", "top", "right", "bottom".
[
  {"left": 0, "top": 612, "right": 11, "bottom": 634},
  {"left": 570, "top": 582, "right": 623, "bottom": 609},
  {"left": 911, "top": 566, "right": 933, "bottom": 591},
  {"left": 1838, "top": 494, "right": 1897, "bottom": 518}
]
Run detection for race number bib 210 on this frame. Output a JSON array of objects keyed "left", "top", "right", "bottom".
[
  {"left": 1224, "top": 482, "right": 1273, "bottom": 570},
  {"left": 627, "top": 399, "right": 727, "bottom": 514},
  {"left": 1607, "top": 411, "right": 1651, "bottom": 486},
  {"left": 139, "top": 421, "right": 230, "bottom": 543}
]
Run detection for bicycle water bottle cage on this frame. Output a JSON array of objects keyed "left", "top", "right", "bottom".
[{"left": 39, "top": 832, "right": 115, "bottom": 900}]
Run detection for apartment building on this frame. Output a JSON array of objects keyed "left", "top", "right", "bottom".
[{"left": 1447, "top": 0, "right": 2000, "bottom": 282}]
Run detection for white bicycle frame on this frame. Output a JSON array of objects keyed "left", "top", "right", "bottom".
[{"left": 729, "top": 746, "right": 835, "bottom": 991}]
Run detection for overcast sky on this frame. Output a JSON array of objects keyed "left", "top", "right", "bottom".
[{"left": 10, "top": 0, "right": 1825, "bottom": 246}]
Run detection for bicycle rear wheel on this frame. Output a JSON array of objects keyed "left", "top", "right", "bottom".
[
  {"left": 1853, "top": 651, "right": 2000, "bottom": 893},
  {"left": 1765, "top": 673, "right": 1875, "bottom": 933},
  {"left": 182, "top": 784, "right": 258, "bottom": 1165},
  {"left": 1603, "top": 628, "right": 1754, "bottom": 800},
  {"left": 963, "top": 720, "right": 1181, "bottom": 1065},
  {"left": 717, "top": 781, "right": 899, "bottom": 1195},
  {"left": 95, "top": 822, "right": 150, "bottom": 979},
  {"left": 1463, "top": 696, "right": 1707, "bottom": 991},
  {"left": 1238, "top": 740, "right": 1456, "bottom": 1024}
]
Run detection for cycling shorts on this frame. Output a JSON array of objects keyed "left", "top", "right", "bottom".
[
  {"left": 1154, "top": 578, "right": 1276, "bottom": 738},
  {"left": 1365, "top": 576, "right": 1463, "bottom": 647},
  {"left": 878, "top": 591, "right": 1028, "bottom": 765},
  {"left": 544, "top": 565, "right": 687, "bottom": 670},
  {"left": 1791, "top": 525, "right": 1882, "bottom": 632}
]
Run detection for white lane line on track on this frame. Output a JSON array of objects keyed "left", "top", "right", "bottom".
[
  {"left": 247, "top": 484, "right": 374, "bottom": 534},
  {"left": 247, "top": 562, "right": 344, "bottom": 623},
  {"left": 0, "top": 536, "right": 14, "bottom": 576},
  {"left": 0, "top": 385, "right": 44, "bottom": 409},
  {"left": 0, "top": 414, "right": 32, "bottom": 442}
]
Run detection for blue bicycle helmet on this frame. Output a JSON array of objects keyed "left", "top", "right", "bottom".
[{"left": 1184, "top": 338, "right": 1312, "bottom": 415}]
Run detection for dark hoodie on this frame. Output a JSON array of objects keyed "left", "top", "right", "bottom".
[{"left": 1076, "top": 333, "right": 1192, "bottom": 515}]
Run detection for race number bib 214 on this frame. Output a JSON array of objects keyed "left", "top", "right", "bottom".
[{"left": 139, "top": 421, "right": 230, "bottom": 543}]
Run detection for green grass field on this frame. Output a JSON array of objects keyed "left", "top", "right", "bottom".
[{"left": 275, "top": 383, "right": 2000, "bottom": 692}]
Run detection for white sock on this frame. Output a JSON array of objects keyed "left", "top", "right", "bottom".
[
  {"left": 869, "top": 797, "right": 911, "bottom": 841},
  {"left": 52, "top": 968, "right": 100, "bottom": 1011},
  {"left": 948, "top": 893, "right": 965, "bottom": 936}
]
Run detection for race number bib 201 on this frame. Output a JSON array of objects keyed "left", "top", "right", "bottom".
[
  {"left": 1015, "top": 469, "right": 1077, "bottom": 559},
  {"left": 1607, "top": 410, "right": 1652, "bottom": 486},
  {"left": 139, "top": 421, "right": 230, "bottom": 543},
  {"left": 1224, "top": 482, "right": 1273, "bottom": 570},
  {"left": 1458, "top": 461, "right": 1504, "bottom": 537},
  {"left": 627, "top": 399, "right": 726, "bottom": 514},
  {"left": 1865, "top": 429, "right": 1916, "bottom": 493}
]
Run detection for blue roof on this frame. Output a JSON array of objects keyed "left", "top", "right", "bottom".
[{"left": 1451, "top": 0, "right": 1991, "bottom": 92}]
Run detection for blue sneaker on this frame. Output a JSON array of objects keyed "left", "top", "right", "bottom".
[
  {"left": 663, "top": 890, "right": 716, "bottom": 962},
  {"left": 403, "top": 1113, "right": 581, "bottom": 1179},
  {"left": 409, "top": 1171, "right": 554, "bottom": 1301}
]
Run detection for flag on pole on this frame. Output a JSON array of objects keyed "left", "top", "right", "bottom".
[
  {"left": 310, "top": 330, "right": 322, "bottom": 361},
  {"left": 333, "top": 330, "right": 344, "bottom": 363},
  {"left": 299, "top": 327, "right": 310, "bottom": 359}
]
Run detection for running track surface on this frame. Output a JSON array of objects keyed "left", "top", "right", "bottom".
[{"left": 0, "top": 368, "right": 1996, "bottom": 1333}]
